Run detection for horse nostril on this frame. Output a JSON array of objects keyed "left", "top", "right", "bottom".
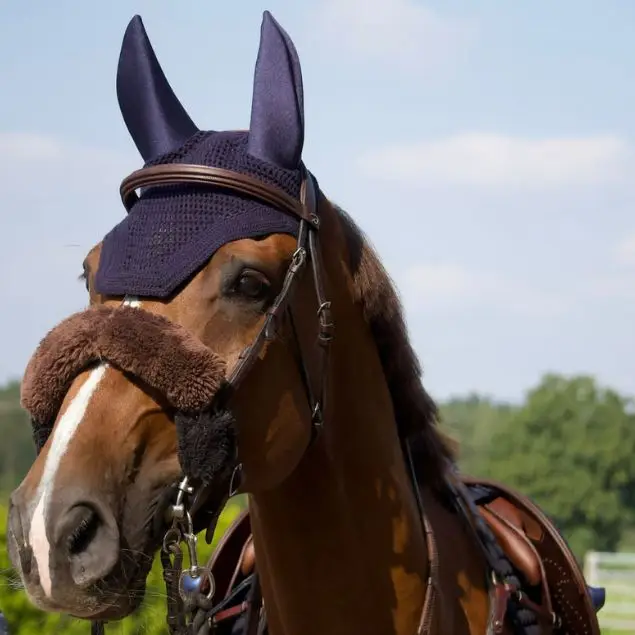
[
  {"left": 66, "top": 506, "right": 100, "bottom": 555},
  {"left": 55, "top": 502, "right": 119, "bottom": 587}
]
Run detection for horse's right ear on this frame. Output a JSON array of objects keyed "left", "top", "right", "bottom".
[{"left": 117, "top": 15, "right": 199, "bottom": 163}]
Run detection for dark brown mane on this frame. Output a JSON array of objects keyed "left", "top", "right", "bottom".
[{"left": 336, "top": 206, "right": 457, "bottom": 487}]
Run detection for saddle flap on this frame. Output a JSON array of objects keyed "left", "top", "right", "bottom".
[
  {"left": 209, "top": 508, "right": 252, "bottom": 600},
  {"left": 464, "top": 477, "right": 602, "bottom": 635},
  {"left": 479, "top": 504, "right": 542, "bottom": 587}
]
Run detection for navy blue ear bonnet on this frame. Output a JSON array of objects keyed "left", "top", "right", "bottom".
[{"left": 95, "top": 12, "right": 309, "bottom": 299}]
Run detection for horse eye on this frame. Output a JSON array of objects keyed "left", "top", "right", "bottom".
[{"left": 234, "top": 270, "right": 270, "bottom": 300}]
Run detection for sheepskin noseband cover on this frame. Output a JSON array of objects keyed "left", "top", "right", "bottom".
[{"left": 20, "top": 304, "right": 237, "bottom": 485}]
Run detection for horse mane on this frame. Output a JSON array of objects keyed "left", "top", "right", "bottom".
[{"left": 335, "top": 205, "right": 457, "bottom": 487}]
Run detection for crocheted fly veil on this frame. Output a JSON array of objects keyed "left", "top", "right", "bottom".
[
  {"left": 23, "top": 11, "right": 310, "bottom": 488},
  {"left": 96, "top": 12, "right": 306, "bottom": 297}
]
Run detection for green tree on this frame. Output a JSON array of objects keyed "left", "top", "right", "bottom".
[
  {"left": 0, "top": 381, "right": 34, "bottom": 494},
  {"left": 440, "top": 394, "right": 517, "bottom": 476},
  {"left": 484, "top": 374, "right": 635, "bottom": 558}
]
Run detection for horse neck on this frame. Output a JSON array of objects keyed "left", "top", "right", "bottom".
[{"left": 248, "top": 310, "right": 431, "bottom": 635}]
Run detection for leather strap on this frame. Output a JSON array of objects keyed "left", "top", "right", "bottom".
[
  {"left": 120, "top": 163, "right": 312, "bottom": 222},
  {"left": 212, "top": 602, "right": 249, "bottom": 624},
  {"left": 244, "top": 570, "right": 263, "bottom": 635},
  {"left": 404, "top": 438, "right": 439, "bottom": 634}
]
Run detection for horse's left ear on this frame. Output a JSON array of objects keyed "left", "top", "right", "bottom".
[{"left": 247, "top": 11, "right": 305, "bottom": 170}]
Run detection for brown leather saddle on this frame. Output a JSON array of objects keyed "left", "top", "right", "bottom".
[
  {"left": 204, "top": 477, "right": 603, "bottom": 635},
  {"left": 462, "top": 477, "right": 602, "bottom": 635}
]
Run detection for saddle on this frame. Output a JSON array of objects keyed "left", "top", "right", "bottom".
[
  {"left": 202, "top": 477, "right": 603, "bottom": 635},
  {"left": 461, "top": 477, "right": 603, "bottom": 635}
]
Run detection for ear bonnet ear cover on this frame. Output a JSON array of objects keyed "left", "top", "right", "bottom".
[{"left": 95, "top": 11, "right": 307, "bottom": 299}]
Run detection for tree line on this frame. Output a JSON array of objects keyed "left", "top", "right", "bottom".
[{"left": 1, "top": 373, "right": 634, "bottom": 632}]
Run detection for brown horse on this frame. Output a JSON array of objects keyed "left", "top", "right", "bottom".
[{"left": 6, "top": 11, "right": 600, "bottom": 635}]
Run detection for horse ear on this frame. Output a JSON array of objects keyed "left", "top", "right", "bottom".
[
  {"left": 247, "top": 11, "right": 305, "bottom": 169},
  {"left": 117, "top": 15, "right": 199, "bottom": 162}
]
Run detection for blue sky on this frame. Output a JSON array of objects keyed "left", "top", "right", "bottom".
[{"left": 1, "top": 0, "right": 634, "bottom": 402}]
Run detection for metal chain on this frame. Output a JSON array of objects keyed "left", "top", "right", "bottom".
[{"left": 160, "top": 476, "right": 226, "bottom": 634}]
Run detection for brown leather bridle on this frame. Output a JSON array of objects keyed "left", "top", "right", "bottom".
[
  {"left": 78, "top": 153, "right": 553, "bottom": 635},
  {"left": 121, "top": 162, "right": 334, "bottom": 429},
  {"left": 116, "top": 162, "right": 335, "bottom": 635},
  {"left": 114, "top": 162, "right": 457, "bottom": 635},
  {"left": 108, "top": 160, "right": 502, "bottom": 635},
  {"left": 68, "top": 158, "right": 564, "bottom": 635},
  {"left": 106, "top": 160, "right": 516, "bottom": 635}
]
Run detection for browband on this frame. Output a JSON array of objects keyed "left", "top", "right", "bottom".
[{"left": 120, "top": 163, "right": 316, "bottom": 224}]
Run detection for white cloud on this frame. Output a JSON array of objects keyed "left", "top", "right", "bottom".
[
  {"left": 0, "top": 131, "right": 135, "bottom": 282},
  {"left": 311, "top": 0, "right": 475, "bottom": 69},
  {"left": 357, "top": 133, "right": 631, "bottom": 190},
  {"left": 0, "top": 132, "right": 136, "bottom": 293},
  {"left": 398, "top": 263, "right": 569, "bottom": 317},
  {"left": 400, "top": 263, "right": 497, "bottom": 305},
  {"left": 614, "top": 232, "right": 635, "bottom": 266},
  {"left": 0, "top": 132, "right": 65, "bottom": 160},
  {"left": 0, "top": 132, "right": 135, "bottom": 189},
  {"left": 0, "top": 132, "right": 136, "bottom": 240},
  {"left": 0, "top": 132, "right": 136, "bottom": 383},
  {"left": 588, "top": 273, "right": 635, "bottom": 302}
]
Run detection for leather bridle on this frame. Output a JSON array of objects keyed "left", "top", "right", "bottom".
[
  {"left": 121, "top": 163, "right": 333, "bottom": 431},
  {"left": 110, "top": 162, "right": 335, "bottom": 635},
  {"left": 92, "top": 158, "right": 517, "bottom": 635},
  {"left": 93, "top": 159, "right": 505, "bottom": 635},
  {"left": 37, "top": 159, "right": 559, "bottom": 635},
  {"left": 112, "top": 162, "right": 450, "bottom": 635}
]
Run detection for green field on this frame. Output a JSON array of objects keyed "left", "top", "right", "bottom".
[{"left": 593, "top": 580, "right": 635, "bottom": 633}]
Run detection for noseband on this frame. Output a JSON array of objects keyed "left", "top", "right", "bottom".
[{"left": 114, "top": 162, "right": 334, "bottom": 635}]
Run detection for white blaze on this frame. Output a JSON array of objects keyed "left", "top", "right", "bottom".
[
  {"left": 29, "top": 295, "right": 142, "bottom": 597},
  {"left": 29, "top": 364, "right": 107, "bottom": 597}
]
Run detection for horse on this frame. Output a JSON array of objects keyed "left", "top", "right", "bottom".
[{"left": 6, "top": 11, "right": 602, "bottom": 635}]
